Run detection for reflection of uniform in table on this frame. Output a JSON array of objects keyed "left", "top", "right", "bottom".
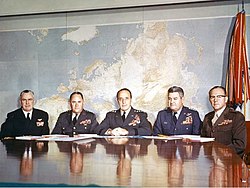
[
  {"left": 0, "top": 138, "right": 248, "bottom": 187},
  {"left": 2, "top": 140, "right": 48, "bottom": 179},
  {"left": 56, "top": 140, "right": 97, "bottom": 174},
  {"left": 97, "top": 138, "right": 152, "bottom": 186},
  {"left": 154, "top": 139, "right": 202, "bottom": 187}
]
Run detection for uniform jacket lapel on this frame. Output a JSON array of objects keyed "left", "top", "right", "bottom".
[
  {"left": 207, "top": 112, "right": 215, "bottom": 127},
  {"left": 66, "top": 111, "right": 73, "bottom": 125},
  {"left": 17, "top": 108, "right": 26, "bottom": 120},
  {"left": 213, "top": 107, "right": 229, "bottom": 127},
  {"left": 124, "top": 108, "right": 134, "bottom": 125},
  {"left": 31, "top": 109, "right": 37, "bottom": 121},
  {"left": 76, "top": 110, "right": 87, "bottom": 125},
  {"left": 117, "top": 108, "right": 136, "bottom": 126},
  {"left": 177, "top": 107, "right": 194, "bottom": 125},
  {"left": 177, "top": 108, "right": 186, "bottom": 125},
  {"left": 165, "top": 108, "right": 174, "bottom": 124},
  {"left": 27, "top": 109, "right": 42, "bottom": 122}
]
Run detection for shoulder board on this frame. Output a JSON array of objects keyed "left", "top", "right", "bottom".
[
  {"left": 189, "top": 107, "right": 198, "bottom": 111},
  {"left": 83, "top": 110, "right": 95, "bottom": 115},
  {"left": 65, "top": 110, "right": 71, "bottom": 115},
  {"left": 109, "top": 110, "right": 117, "bottom": 113},
  {"left": 184, "top": 106, "right": 197, "bottom": 112},
  {"left": 228, "top": 108, "right": 240, "bottom": 113},
  {"left": 133, "top": 109, "right": 145, "bottom": 113}
]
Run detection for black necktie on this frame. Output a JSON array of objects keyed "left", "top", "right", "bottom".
[
  {"left": 173, "top": 112, "right": 177, "bottom": 124},
  {"left": 73, "top": 114, "right": 77, "bottom": 125},
  {"left": 122, "top": 111, "right": 126, "bottom": 122},
  {"left": 27, "top": 113, "right": 31, "bottom": 121}
]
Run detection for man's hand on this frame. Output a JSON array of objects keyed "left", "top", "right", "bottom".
[{"left": 111, "top": 127, "right": 129, "bottom": 136}]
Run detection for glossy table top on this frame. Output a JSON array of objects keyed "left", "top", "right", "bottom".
[{"left": 0, "top": 137, "right": 248, "bottom": 187}]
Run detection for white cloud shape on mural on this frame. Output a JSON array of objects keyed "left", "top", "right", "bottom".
[{"left": 61, "top": 26, "right": 98, "bottom": 45}]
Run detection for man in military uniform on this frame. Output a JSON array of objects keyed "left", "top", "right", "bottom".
[
  {"left": 51, "top": 91, "right": 99, "bottom": 136},
  {"left": 96, "top": 88, "right": 152, "bottom": 136},
  {"left": 153, "top": 86, "right": 202, "bottom": 136},
  {"left": 0, "top": 90, "right": 49, "bottom": 139},
  {"left": 201, "top": 86, "right": 246, "bottom": 157}
]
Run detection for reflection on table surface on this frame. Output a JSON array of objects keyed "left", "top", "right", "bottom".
[{"left": 0, "top": 138, "right": 248, "bottom": 187}]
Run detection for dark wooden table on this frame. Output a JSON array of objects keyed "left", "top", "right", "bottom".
[{"left": 0, "top": 137, "right": 248, "bottom": 187}]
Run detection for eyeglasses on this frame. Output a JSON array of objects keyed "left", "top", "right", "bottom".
[{"left": 209, "top": 95, "right": 226, "bottom": 100}]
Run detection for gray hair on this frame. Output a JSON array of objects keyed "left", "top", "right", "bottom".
[
  {"left": 168, "top": 86, "right": 184, "bottom": 98},
  {"left": 19, "top": 90, "right": 35, "bottom": 98}
]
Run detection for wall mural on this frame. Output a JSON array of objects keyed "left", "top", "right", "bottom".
[{"left": 0, "top": 16, "right": 249, "bottom": 130}]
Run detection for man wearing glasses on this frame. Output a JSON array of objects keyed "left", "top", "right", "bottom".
[
  {"left": 0, "top": 90, "right": 49, "bottom": 139},
  {"left": 201, "top": 86, "right": 246, "bottom": 157}
]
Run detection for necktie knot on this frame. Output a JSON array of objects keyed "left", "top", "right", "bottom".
[{"left": 122, "top": 111, "right": 126, "bottom": 122}]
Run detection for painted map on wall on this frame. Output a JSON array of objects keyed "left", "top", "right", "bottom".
[{"left": 0, "top": 18, "right": 249, "bottom": 130}]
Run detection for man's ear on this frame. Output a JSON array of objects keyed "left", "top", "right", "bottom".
[
  {"left": 181, "top": 96, "right": 185, "bottom": 104},
  {"left": 225, "top": 96, "right": 228, "bottom": 103}
]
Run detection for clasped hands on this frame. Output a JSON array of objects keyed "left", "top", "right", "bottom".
[{"left": 110, "top": 127, "right": 129, "bottom": 136}]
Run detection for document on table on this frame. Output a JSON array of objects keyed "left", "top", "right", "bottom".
[
  {"left": 141, "top": 135, "right": 215, "bottom": 142},
  {"left": 142, "top": 135, "right": 183, "bottom": 140},
  {"left": 15, "top": 134, "right": 97, "bottom": 141},
  {"left": 177, "top": 135, "right": 215, "bottom": 142},
  {"left": 187, "top": 137, "right": 215, "bottom": 142},
  {"left": 15, "top": 136, "right": 44, "bottom": 140},
  {"left": 37, "top": 134, "right": 96, "bottom": 141},
  {"left": 92, "top": 135, "right": 143, "bottom": 139}
]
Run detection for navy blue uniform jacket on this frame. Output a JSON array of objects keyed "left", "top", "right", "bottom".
[
  {"left": 0, "top": 108, "right": 49, "bottom": 139},
  {"left": 51, "top": 110, "right": 99, "bottom": 135},
  {"left": 153, "top": 106, "right": 201, "bottom": 136},
  {"left": 96, "top": 107, "right": 152, "bottom": 136}
]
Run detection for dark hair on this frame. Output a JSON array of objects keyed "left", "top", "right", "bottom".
[
  {"left": 168, "top": 86, "right": 184, "bottom": 98},
  {"left": 209, "top": 86, "right": 226, "bottom": 96},
  {"left": 20, "top": 90, "right": 34, "bottom": 98},
  {"left": 70, "top": 91, "right": 84, "bottom": 101},
  {"left": 116, "top": 88, "right": 132, "bottom": 99}
]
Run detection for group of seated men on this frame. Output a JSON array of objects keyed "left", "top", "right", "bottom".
[{"left": 0, "top": 86, "right": 247, "bottom": 157}]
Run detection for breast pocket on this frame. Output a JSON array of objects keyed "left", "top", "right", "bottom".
[
  {"left": 216, "top": 123, "right": 233, "bottom": 132},
  {"left": 162, "top": 122, "right": 172, "bottom": 133}
]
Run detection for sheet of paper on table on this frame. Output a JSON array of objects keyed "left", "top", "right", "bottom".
[
  {"left": 141, "top": 135, "right": 215, "bottom": 142},
  {"left": 15, "top": 134, "right": 96, "bottom": 141}
]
